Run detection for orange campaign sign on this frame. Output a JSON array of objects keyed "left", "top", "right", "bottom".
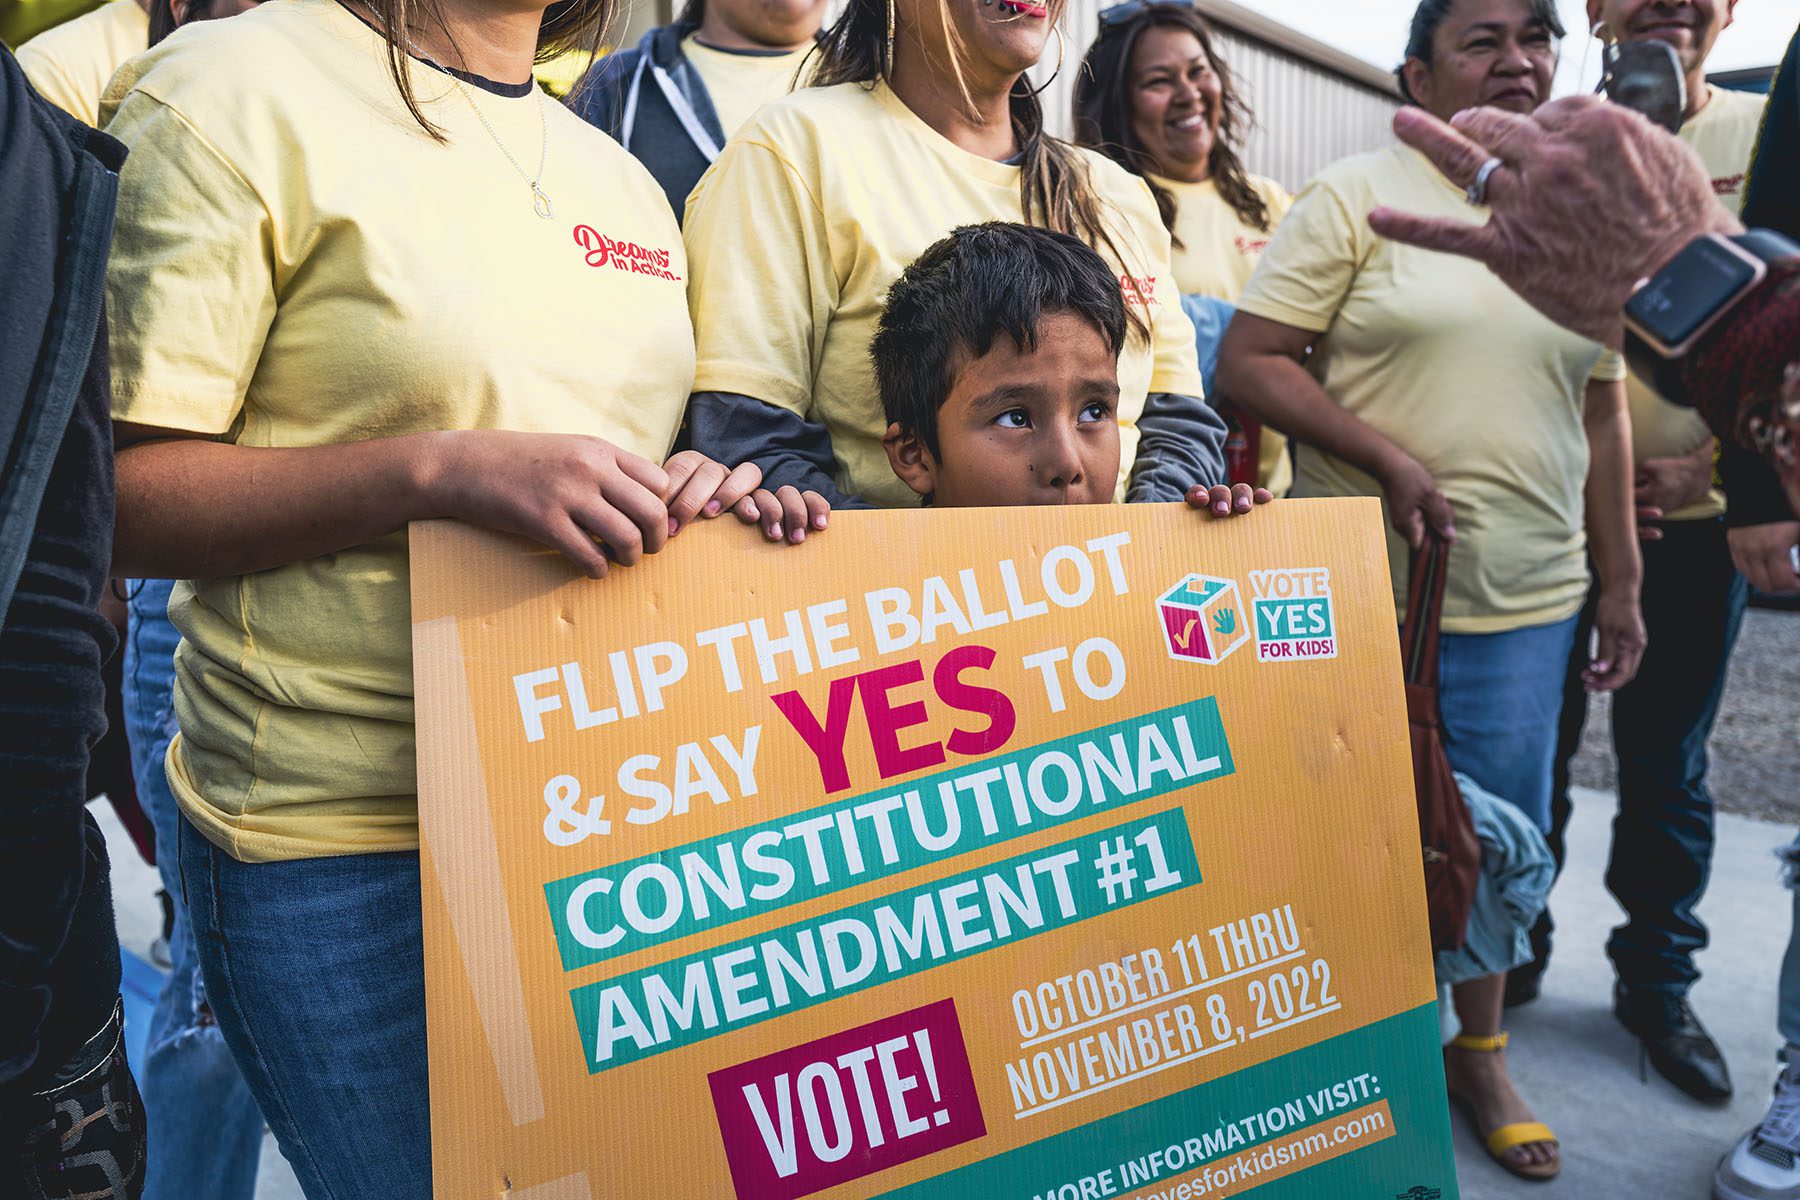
[{"left": 408, "top": 499, "right": 1457, "bottom": 1200}]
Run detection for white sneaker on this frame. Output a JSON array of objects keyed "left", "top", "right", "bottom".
[{"left": 1717, "top": 1049, "right": 1800, "bottom": 1200}]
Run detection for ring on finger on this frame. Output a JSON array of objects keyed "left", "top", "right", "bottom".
[{"left": 1465, "top": 156, "right": 1504, "bottom": 206}]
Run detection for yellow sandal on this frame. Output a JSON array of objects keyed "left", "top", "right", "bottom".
[{"left": 1446, "top": 1032, "right": 1560, "bottom": 1182}]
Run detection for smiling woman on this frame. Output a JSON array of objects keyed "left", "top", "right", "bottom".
[
  {"left": 1073, "top": 3, "right": 1297, "bottom": 493},
  {"left": 1395, "top": 0, "right": 1564, "bottom": 110},
  {"left": 96, "top": 0, "right": 782, "bottom": 1187}
]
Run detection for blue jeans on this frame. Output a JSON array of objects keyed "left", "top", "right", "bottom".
[
  {"left": 123, "top": 579, "right": 264, "bottom": 1200},
  {"left": 1533, "top": 526, "right": 1748, "bottom": 992},
  {"left": 1606, "top": 523, "right": 1747, "bottom": 991},
  {"left": 177, "top": 817, "right": 432, "bottom": 1200},
  {"left": 1436, "top": 614, "right": 1580, "bottom": 833}
]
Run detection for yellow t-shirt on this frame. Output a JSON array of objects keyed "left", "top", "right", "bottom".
[
  {"left": 2, "top": 0, "right": 102, "bottom": 51},
  {"left": 1237, "top": 144, "right": 1625, "bottom": 635},
  {"left": 681, "top": 34, "right": 810, "bottom": 139},
  {"left": 1627, "top": 85, "right": 1767, "bottom": 522},
  {"left": 103, "top": 0, "right": 695, "bottom": 863},
  {"left": 15, "top": 0, "right": 145, "bottom": 124},
  {"left": 684, "top": 81, "right": 1205, "bottom": 508},
  {"left": 533, "top": 45, "right": 601, "bottom": 99},
  {"left": 1154, "top": 172, "right": 1292, "bottom": 299},
  {"left": 1152, "top": 171, "right": 1294, "bottom": 495}
]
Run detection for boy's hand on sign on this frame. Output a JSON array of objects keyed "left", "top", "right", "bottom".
[
  {"left": 425, "top": 430, "right": 670, "bottom": 578},
  {"left": 1185, "top": 482, "right": 1272, "bottom": 518},
  {"left": 662, "top": 451, "right": 762, "bottom": 534},
  {"left": 734, "top": 486, "right": 830, "bottom": 544}
]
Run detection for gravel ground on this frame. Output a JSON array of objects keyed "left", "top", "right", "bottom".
[{"left": 1571, "top": 604, "right": 1800, "bottom": 824}]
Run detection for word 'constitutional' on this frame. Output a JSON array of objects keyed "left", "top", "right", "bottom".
[{"left": 544, "top": 701, "right": 1230, "bottom": 970}]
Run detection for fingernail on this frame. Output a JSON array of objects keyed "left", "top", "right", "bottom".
[
  {"left": 814, "top": 514, "right": 828, "bottom": 529},
  {"left": 769, "top": 524, "right": 782, "bottom": 539},
  {"left": 790, "top": 528, "right": 805, "bottom": 544},
  {"left": 705, "top": 500, "right": 722, "bottom": 516},
  {"left": 669, "top": 518, "right": 680, "bottom": 536}
]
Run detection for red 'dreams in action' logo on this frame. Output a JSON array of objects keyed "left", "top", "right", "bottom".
[{"left": 572, "top": 225, "right": 683, "bottom": 282}]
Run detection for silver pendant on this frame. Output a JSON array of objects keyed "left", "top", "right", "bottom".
[{"left": 533, "top": 183, "right": 555, "bottom": 220}]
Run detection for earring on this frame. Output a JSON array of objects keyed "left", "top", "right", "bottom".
[
  {"left": 1024, "top": 24, "right": 1066, "bottom": 96},
  {"left": 885, "top": 0, "right": 896, "bottom": 77}
]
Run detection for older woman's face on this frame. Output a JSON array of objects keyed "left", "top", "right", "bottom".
[
  {"left": 1405, "top": 0, "right": 1557, "bottom": 120},
  {"left": 1126, "top": 25, "right": 1222, "bottom": 183},
  {"left": 898, "top": 0, "right": 1064, "bottom": 89}
]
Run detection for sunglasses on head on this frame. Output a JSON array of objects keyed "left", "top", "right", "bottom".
[{"left": 1097, "top": 0, "right": 1194, "bottom": 30}]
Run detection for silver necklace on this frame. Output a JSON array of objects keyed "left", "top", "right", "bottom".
[{"left": 452, "top": 78, "right": 554, "bottom": 219}]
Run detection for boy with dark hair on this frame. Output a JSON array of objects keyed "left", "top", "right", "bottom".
[{"left": 876, "top": 222, "right": 1265, "bottom": 513}]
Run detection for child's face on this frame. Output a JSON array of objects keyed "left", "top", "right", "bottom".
[{"left": 884, "top": 312, "right": 1122, "bottom": 507}]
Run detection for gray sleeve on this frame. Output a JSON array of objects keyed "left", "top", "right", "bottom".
[
  {"left": 1127, "top": 391, "right": 1229, "bottom": 504},
  {"left": 685, "top": 392, "right": 871, "bottom": 510}
]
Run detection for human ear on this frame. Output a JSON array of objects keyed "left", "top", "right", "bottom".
[
  {"left": 1583, "top": 0, "right": 1606, "bottom": 38},
  {"left": 1401, "top": 57, "right": 1433, "bottom": 108},
  {"left": 882, "top": 422, "right": 938, "bottom": 500}
]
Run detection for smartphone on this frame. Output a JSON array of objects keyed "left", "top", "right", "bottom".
[{"left": 1601, "top": 39, "right": 1687, "bottom": 132}]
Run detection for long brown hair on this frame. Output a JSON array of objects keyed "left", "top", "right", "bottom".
[
  {"left": 1072, "top": 5, "right": 1268, "bottom": 240},
  {"left": 360, "top": 0, "right": 617, "bottom": 138},
  {"left": 809, "top": 0, "right": 1149, "bottom": 340}
]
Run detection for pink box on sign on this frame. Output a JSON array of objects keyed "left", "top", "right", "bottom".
[{"left": 707, "top": 999, "right": 987, "bottom": 1200}]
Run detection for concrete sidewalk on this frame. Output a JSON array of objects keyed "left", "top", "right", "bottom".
[
  {"left": 1453, "top": 787, "right": 1793, "bottom": 1200},
  {"left": 95, "top": 784, "right": 1793, "bottom": 1199}
]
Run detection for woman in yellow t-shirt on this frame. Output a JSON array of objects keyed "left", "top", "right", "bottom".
[
  {"left": 681, "top": 0, "right": 1228, "bottom": 519},
  {"left": 1073, "top": 0, "right": 1293, "bottom": 494},
  {"left": 1216, "top": 0, "right": 1645, "bottom": 1182},
  {"left": 102, "top": 0, "right": 781, "bottom": 1191},
  {"left": 13, "top": 0, "right": 264, "bottom": 125}
]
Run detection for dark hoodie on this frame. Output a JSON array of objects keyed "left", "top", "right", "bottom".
[
  {"left": 570, "top": 21, "right": 726, "bottom": 221},
  {"left": 0, "top": 42, "right": 124, "bottom": 1099}
]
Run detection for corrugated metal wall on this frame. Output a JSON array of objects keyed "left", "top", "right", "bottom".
[{"left": 1028, "top": 0, "right": 1400, "bottom": 191}]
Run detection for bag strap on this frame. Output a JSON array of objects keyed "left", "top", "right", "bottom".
[{"left": 1401, "top": 533, "right": 1449, "bottom": 686}]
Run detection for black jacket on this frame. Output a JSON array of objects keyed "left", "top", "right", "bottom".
[
  {"left": 1720, "top": 28, "right": 1799, "bottom": 528},
  {"left": 0, "top": 45, "right": 126, "bottom": 1097},
  {"left": 570, "top": 22, "right": 725, "bottom": 221}
]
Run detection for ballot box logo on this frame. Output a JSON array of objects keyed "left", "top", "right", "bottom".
[
  {"left": 1156, "top": 575, "right": 1249, "bottom": 664},
  {"left": 1249, "top": 567, "right": 1338, "bottom": 663}
]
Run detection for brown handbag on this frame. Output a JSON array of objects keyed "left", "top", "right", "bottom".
[{"left": 1401, "top": 533, "right": 1482, "bottom": 953}]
